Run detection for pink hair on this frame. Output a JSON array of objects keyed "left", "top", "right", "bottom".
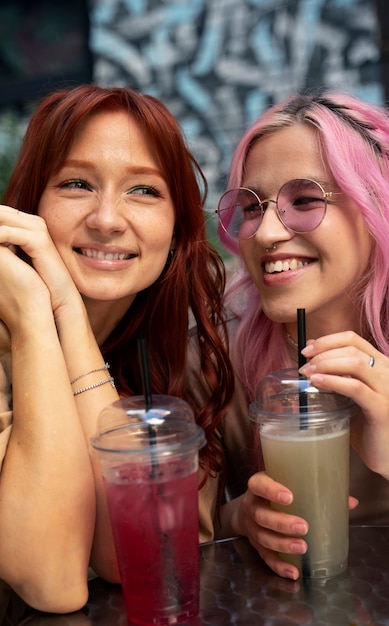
[{"left": 219, "top": 90, "right": 389, "bottom": 398}]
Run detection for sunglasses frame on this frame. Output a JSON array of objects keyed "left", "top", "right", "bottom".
[{"left": 216, "top": 178, "right": 342, "bottom": 240}]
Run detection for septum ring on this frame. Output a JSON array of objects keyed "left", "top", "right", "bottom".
[
  {"left": 368, "top": 355, "right": 375, "bottom": 368},
  {"left": 265, "top": 244, "right": 277, "bottom": 253}
]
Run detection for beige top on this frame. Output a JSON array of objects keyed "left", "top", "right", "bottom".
[{"left": 186, "top": 316, "right": 389, "bottom": 543}]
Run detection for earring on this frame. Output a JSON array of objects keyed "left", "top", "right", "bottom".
[{"left": 265, "top": 244, "right": 277, "bottom": 253}]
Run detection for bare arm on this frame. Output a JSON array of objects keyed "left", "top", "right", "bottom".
[
  {"left": 0, "top": 244, "right": 95, "bottom": 612},
  {"left": 54, "top": 300, "right": 120, "bottom": 583},
  {"left": 0, "top": 205, "right": 127, "bottom": 584},
  {"left": 14, "top": 207, "right": 121, "bottom": 581}
]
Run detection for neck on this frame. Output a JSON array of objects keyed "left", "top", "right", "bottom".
[
  {"left": 83, "top": 297, "right": 134, "bottom": 345},
  {"left": 284, "top": 328, "right": 299, "bottom": 365},
  {"left": 285, "top": 329, "right": 298, "bottom": 349}
]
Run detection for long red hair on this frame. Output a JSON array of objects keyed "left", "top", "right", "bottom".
[{"left": 2, "top": 85, "right": 234, "bottom": 479}]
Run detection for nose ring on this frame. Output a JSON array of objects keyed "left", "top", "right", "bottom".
[{"left": 265, "top": 244, "right": 277, "bottom": 253}]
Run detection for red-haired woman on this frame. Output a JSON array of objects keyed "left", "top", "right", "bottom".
[{"left": 0, "top": 86, "right": 233, "bottom": 611}]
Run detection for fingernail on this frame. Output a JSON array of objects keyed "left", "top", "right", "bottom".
[
  {"left": 290, "top": 541, "right": 307, "bottom": 554},
  {"left": 284, "top": 568, "right": 299, "bottom": 580},
  {"left": 292, "top": 523, "right": 308, "bottom": 535},
  {"left": 301, "top": 343, "right": 313, "bottom": 355},
  {"left": 299, "top": 363, "right": 316, "bottom": 375},
  {"left": 310, "top": 373, "right": 324, "bottom": 384},
  {"left": 278, "top": 491, "right": 293, "bottom": 505}
]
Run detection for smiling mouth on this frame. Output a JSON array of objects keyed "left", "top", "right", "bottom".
[
  {"left": 264, "top": 258, "right": 312, "bottom": 274},
  {"left": 76, "top": 248, "right": 136, "bottom": 261}
]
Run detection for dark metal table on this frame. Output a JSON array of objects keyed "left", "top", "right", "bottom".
[{"left": 10, "top": 526, "right": 389, "bottom": 625}]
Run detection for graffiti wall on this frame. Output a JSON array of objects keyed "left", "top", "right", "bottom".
[{"left": 89, "top": 0, "right": 383, "bottom": 203}]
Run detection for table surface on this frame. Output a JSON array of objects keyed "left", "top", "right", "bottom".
[{"left": 8, "top": 525, "right": 389, "bottom": 626}]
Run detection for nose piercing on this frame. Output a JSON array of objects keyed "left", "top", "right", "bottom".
[{"left": 265, "top": 244, "right": 277, "bottom": 253}]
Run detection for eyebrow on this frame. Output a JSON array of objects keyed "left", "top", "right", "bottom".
[
  {"left": 62, "top": 159, "right": 164, "bottom": 179},
  {"left": 244, "top": 177, "right": 339, "bottom": 195}
]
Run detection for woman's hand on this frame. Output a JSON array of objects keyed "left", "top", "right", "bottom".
[
  {"left": 0, "top": 205, "right": 81, "bottom": 320},
  {"left": 223, "top": 471, "right": 358, "bottom": 580},
  {"left": 0, "top": 243, "right": 51, "bottom": 334},
  {"left": 299, "top": 331, "right": 389, "bottom": 480},
  {"left": 226, "top": 472, "right": 308, "bottom": 580}
]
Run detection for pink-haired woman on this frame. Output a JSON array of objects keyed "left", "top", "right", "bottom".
[{"left": 198, "top": 90, "right": 389, "bottom": 581}]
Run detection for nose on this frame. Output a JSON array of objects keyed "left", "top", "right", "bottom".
[
  {"left": 85, "top": 194, "right": 128, "bottom": 236},
  {"left": 254, "top": 199, "right": 293, "bottom": 249}
]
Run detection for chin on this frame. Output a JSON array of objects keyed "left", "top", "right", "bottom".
[{"left": 261, "top": 301, "right": 303, "bottom": 324}]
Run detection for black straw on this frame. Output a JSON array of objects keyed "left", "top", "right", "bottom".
[
  {"left": 137, "top": 337, "right": 158, "bottom": 475},
  {"left": 297, "top": 308, "right": 306, "bottom": 370},
  {"left": 297, "top": 308, "right": 308, "bottom": 426},
  {"left": 138, "top": 337, "right": 153, "bottom": 411},
  {"left": 297, "top": 309, "right": 311, "bottom": 579},
  {"left": 137, "top": 341, "right": 181, "bottom": 603}
]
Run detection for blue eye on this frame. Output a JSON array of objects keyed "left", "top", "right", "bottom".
[
  {"left": 60, "top": 179, "right": 92, "bottom": 191},
  {"left": 128, "top": 185, "right": 161, "bottom": 197}
]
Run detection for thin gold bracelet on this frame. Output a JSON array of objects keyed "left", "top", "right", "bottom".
[
  {"left": 73, "top": 376, "right": 115, "bottom": 396},
  {"left": 70, "top": 363, "right": 110, "bottom": 385}
]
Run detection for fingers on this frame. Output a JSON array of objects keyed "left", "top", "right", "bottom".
[
  {"left": 247, "top": 473, "right": 307, "bottom": 531},
  {"left": 301, "top": 330, "right": 374, "bottom": 357},
  {"left": 349, "top": 496, "right": 359, "bottom": 511},
  {"left": 0, "top": 209, "right": 52, "bottom": 270},
  {"left": 298, "top": 332, "right": 387, "bottom": 404},
  {"left": 296, "top": 333, "right": 389, "bottom": 503},
  {"left": 301, "top": 345, "right": 378, "bottom": 379},
  {"left": 300, "top": 332, "right": 381, "bottom": 378},
  {"left": 243, "top": 473, "right": 308, "bottom": 580},
  {"left": 0, "top": 205, "right": 74, "bottom": 299}
]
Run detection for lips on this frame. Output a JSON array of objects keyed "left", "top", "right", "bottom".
[
  {"left": 76, "top": 247, "right": 136, "bottom": 261},
  {"left": 264, "top": 258, "right": 311, "bottom": 274}
]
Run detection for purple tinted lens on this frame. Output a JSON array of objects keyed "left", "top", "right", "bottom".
[
  {"left": 218, "top": 188, "right": 261, "bottom": 239},
  {"left": 277, "top": 179, "right": 326, "bottom": 232}
]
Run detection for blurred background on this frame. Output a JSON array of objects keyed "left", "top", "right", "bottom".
[{"left": 0, "top": 0, "right": 388, "bottom": 254}]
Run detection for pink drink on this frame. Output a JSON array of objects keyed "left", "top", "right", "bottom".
[{"left": 104, "top": 460, "right": 199, "bottom": 625}]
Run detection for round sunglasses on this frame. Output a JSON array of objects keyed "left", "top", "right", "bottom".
[{"left": 216, "top": 178, "right": 342, "bottom": 240}]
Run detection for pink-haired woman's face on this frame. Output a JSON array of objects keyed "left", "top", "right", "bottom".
[
  {"left": 38, "top": 109, "right": 175, "bottom": 316},
  {"left": 239, "top": 123, "right": 372, "bottom": 334}
]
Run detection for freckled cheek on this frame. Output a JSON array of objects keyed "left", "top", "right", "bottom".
[
  {"left": 38, "top": 204, "right": 65, "bottom": 229},
  {"left": 149, "top": 217, "right": 175, "bottom": 246},
  {"left": 41, "top": 213, "right": 72, "bottom": 248}
]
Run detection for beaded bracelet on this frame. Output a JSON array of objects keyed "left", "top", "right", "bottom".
[
  {"left": 70, "top": 363, "right": 110, "bottom": 385},
  {"left": 73, "top": 376, "right": 115, "bottom": 396}
]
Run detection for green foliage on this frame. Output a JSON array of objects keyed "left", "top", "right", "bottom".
[
  {"left": 0, "top": 111, "right": 25, "bottom": 199},
  {"left": 204, "top": 203, "right": 231, "bottom": 261}
]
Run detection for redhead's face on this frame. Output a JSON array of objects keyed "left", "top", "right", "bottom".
[
  {"left": 239, "top": 124, "right": 372, "bottom": 335},
  {"left": 38, "top": 110, "right": 175, "bottom": 313}
]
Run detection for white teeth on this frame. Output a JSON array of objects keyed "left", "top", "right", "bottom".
[
  {"left": 82, "top": 249, "right": 128, "bottom": 260},
  {"left": 265, "top": 259, "right": 309, "bottom": 274}
]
